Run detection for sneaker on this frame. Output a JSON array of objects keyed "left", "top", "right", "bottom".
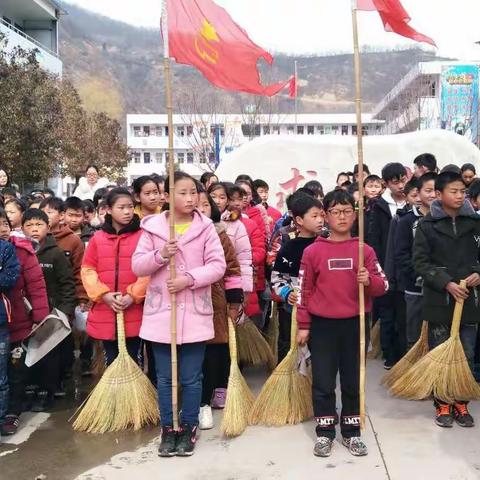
[
  {"left": 158, "top": 426, "right": 177, "bottom": 457},
  {"left": 211, "top": 388, "right": 227, "bottom": 409},
  {"left": 199, "top": 405, "right": 214, "bottom": 430},
  {"left": 0, "top": 415, "right": 19, "bottom": 436},
  {"left": 313, "top": 437, "right": 333, "bottom": 457},
  {"left": 435, "top": 403, "right": 453, "bottom": 428},
  {"left": 54, "top": 382, "right": 67, "bottom": 398},
  {"left": 383, "top": 360, "right": 394, "bottom": 370},
  {"left": 31, "top": 391, "right": 53, "bottom": 412},
  {"left": 342, "top": 437, "right": 368, "bottom": 456},
  {"left": 453, "top": 402, "right": 474, "bottom": 428},
  {"left": 176, "top": 424, "right": 197, "bottom": 456}
]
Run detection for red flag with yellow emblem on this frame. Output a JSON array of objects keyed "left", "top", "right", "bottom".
[{"left": 164, "top": 0, "right": 293, "bottom": 97}]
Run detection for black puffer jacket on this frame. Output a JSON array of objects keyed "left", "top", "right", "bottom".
[{"left": 413, "top": 200, "right": 480, "bottom": 325}]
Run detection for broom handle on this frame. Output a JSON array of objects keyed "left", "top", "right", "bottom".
[
  {"left": 450, "top": 280, "right": 467, "bottom": 338},
  {"left": 290, "top": 304, "right": 298, "bottom": 351},
  {"left": 227, "top": 318, "right": 237, "bottom": 363},
  {"left": 116, "top": 311, "right": 127, "bottom": 354}
]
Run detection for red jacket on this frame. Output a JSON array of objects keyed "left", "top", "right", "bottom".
[
  {"left": 8, "top": 236, "right": 50, "bottom": 343},
  {"left": 265, "top": 205, "right": 282, "bottom": 234},
  {"left": 81, "top": 216, "right": 146, "bottom": 341},
  {"left": 241, "top": 215, "right": 266, "bottom": 291},
  {"left": 297, "top": 237, "right": 388, "bottom": 330}
]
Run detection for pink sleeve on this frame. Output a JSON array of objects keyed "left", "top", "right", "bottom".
[
  {"left": 224, "top": 275, "right": 243, "bottom": 290},
  {"left": 132, "top": 230, "right": 168, "bottom": 277},
  {"left": 234, "top": 222, "right": 253, "bottom": 292},
  {"left": 365, "top": 247, "right": 389, "bottom": 298}
]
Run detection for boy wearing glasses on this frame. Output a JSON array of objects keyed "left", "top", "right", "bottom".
[{"left": 297, "top": 190, "right": 388, "bottom": 458}]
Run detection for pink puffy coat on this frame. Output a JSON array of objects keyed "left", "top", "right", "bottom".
[{"left": 132, "top": 210, "right": 226, "bottom": 345}]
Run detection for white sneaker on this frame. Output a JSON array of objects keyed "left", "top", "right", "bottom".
[{"left": 199, "top": 405, "right": 214, "bottom": 430}]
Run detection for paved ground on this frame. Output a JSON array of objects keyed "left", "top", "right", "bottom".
[{"left": 1, "top": 360, "right": 480, "bottom": 480}]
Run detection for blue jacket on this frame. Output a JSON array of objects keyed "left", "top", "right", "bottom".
[{"left": 0, "top": 239, "right": 20, "bottom": 331}]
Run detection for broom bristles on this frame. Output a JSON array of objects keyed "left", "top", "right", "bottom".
[
  {"left": 367, "top": 320, "right": 381, "bottom": 359},
  {"left": 221, "top": 318, "right": 255, "bottom": 437},
  {"left": 382, "top": 321, "right": 429, "bottom": 388},
  {"left": 265, "top": 302, "right": 279, "bottom": 368},
  {"left": 236, "top": 317, "right": 275, "bottom": 367}
]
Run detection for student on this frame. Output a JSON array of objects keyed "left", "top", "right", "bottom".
[
  {"left": 413, "top": 153, "right": 437, "bottom": 177},
  {"left": 0, "top": 210, "right": 49, "bottom": 435},
  {"left": 22, "top": 209, "right": 76, "bottom": 411},
  {"left": 336, "top": 172, "right": 350, "bottom": 188},
  {"left": 271, "top": 194, "right": 324, "bottom": 361},
  {"left": 5, "top": 199, "right": 26, "bottom": 237},
  {"left": 196, "top": 190, "right": 242, "bottom": 430},
  {"left": 461, "top": 163, "right": 477, "bottom": 187},
  {"left": 200, "top": 172, "right": 218, "bottom": 191},
  {"left": 2, "top": 187, "right": 17, "bottom": 203},
  {"left": 83, "top": 200, "right": 96, "bottom": 227},
  {"left": 151, "top": 174, "right": 167, "bottom": 210},
  {"left": 297, "top": 189, "right": 387, "bottom": 457},
  {"left": 353, "top": 164, "right": 370, "bottom": 184},
  {"left": 364, "top": 175, "right": 383, "bottom": 200},
  {"left": 63, "top": 196, "right": 95, "bottom": 246},
  {"left": 253, "top": 179, "right": 282, "bottom": 233},
  {"left": 395, "top": 173, "right": 437, "bottom": 350},
  {"left": 132, "top": 171, "right": 226, "bottom": 457},
  {"left": 81, "top": 188, "right": 147, "bottom": 366},
  {"left": 468, "top": 180, "right": 480, "bottom": 213},
  {"left": 133, "top": 176, "right": 162, "bottom": 219},
  {"left": 304, "top": 180, "right": 324, "bottom": 201},
  {"left": 414, "top": 171, "right": 480, "bottom": 428},
  {"left": 369, "top": 162, "right": 407, "bottom": 368}
]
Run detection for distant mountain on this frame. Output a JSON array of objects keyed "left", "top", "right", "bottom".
[{"left": 59, "top": 2, "right": 448, "bottom": 122}]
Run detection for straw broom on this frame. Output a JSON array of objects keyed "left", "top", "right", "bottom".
[
  {"left": 72, "top": 310, "right": 159, "bottom": 433},
  {"left": 381, "top": 321, "right": 429, "bottom": 388},
  {"left": 248, "top": 305, "right": 312, "bottom": 426},
  {"left": 367, "top": 319, "right": 381, "bottom": 360},
  {"left": 236, "top": 317, "right": 275, "bottom": 368},
  {"left": 390, "top": 280, "right": 480, "bottom": 403},
  {"left": 221, "top": 318, "right": 255, "bottom": 437},
  {"left": 265, "top": 302, "right": 279, "bottom": 367}
]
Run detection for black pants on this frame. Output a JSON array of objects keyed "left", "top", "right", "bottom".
[
  {"left": 103, "top": 337, "right": 141, "bottom": 366},
  {"left": 310, "top": 316, "right": 369, "bottom": 440},
  {"left": 144, "top": 340, "right": 157, "bottom": 386},
  {"left": 201, "top": 343, "right": 230, "bottom": 405},
  {"left": 278, "top": 306, "right": 292, "bottom": 363},
  {"left": 7, "top": 341, "right": 29, "bottom": 416},
  {"left": 32, "top": 339, "right": 63, "bottom": 395}
]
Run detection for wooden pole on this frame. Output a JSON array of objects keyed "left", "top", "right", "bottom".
[
  {"left": 351, "top": 1, "right": 366, "bottom": 430},
  {"left": 162, "top": 1, "right": 179, "bottom": 431},
  {"left": 294, "top": 60, "right": 298, "bottom": 132}
]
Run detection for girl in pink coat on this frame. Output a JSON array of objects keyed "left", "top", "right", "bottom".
[{"left": 132, "top": 171, "right": 226, "bottom": 458}]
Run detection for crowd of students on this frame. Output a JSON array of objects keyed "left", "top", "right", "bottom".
[{"left": 0, "top": 155, "right": 479, "bottom": 459}]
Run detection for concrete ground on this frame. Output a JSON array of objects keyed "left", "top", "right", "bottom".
[{"left": 1, "top": 359, "right": 480, "bottom": 480}]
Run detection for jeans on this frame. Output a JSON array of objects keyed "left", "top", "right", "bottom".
[
  {"left": 405, "top": 293, "right": 424, "bottom": 350},
  {"left": 0, "top": 331, "right": 9, "bottom": 423},
  {"left": 152, "top": 342, "right": 206, "bottom": 427},
  {"left": 103, "top": 337, "right": 141, "bottom": 366}
]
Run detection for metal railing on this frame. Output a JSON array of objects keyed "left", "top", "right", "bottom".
[{"left": 0, "top": 17, "right": 59, "bottom": 58}]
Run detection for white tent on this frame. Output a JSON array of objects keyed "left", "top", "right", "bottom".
[{"left": 216, "top": 129, "right": 480, "bottom": 211}]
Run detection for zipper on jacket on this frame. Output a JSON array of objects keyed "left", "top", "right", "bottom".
[
  {"left": 114, "top": 239, "right": 120, "bottom": 292},
  {"left": 474, "top": 287, "right": 479, "bottom": 308},
  {"left": 452, "top": 218, "right": 457, "bottom": 236}
]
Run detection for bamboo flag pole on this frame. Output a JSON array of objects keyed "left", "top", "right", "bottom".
[
  {"left": 294, "top": 60, "right": 298, "bottom": 131},
  {"left": 161, "top": 0, "right": 179, "bottom": 431},
  {"left": 351, "top": 0, "right": 367, "bottom": 430}
]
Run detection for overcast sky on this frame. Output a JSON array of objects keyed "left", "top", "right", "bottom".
[{"left": 65, "top": 0, "right": 480, "bottom": 59}]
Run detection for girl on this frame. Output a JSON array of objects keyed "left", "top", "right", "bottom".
[
  {"left": 132, "top": 171, "right": 226, "bottom": 457},
  {"left": 197, "top": 189, "right": 242, "bottom": 429},
  {"left": 0, "top": 168, "right": 11, "bottom": 192},
  {"left": 200, "top": 172, "right": 218, "bottom": 191},
  {"left": 5, "top": 199, "right": 26, "bottom": 237},
  {"left": 81, "top": 188, "right": 147, "bottom": 366},
  {"left": 0, "top": 210, "right": 49, "bottom": 436},
  {"left": 133, "top": 176, "right": 162, "bottom": 219}
]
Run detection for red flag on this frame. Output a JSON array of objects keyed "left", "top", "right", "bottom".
[
  {"left": 357, "top": 0, "right": 436, "bottom": 47},
  {"left": 289, "top": 75, "right": 297, "bottom": 98},
  {"left": 165, "top": 0, "right": 293, "bottom": 97}
]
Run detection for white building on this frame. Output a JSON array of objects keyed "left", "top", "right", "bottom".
[
  {"left": 373, "top": 61, "right": 480, "bottom": 145},
  {"left": 126, "top": 113, "right": 384, "bottom": 182},
  {"left": 0, "top": 0, "right": 64, "bottom": 76}
]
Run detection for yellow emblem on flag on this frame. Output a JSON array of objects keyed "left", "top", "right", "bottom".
[{"left": 195, "top": 19, "right": 219, "bottom": 64}]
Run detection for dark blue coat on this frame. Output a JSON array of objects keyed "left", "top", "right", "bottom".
[{"left": 0, "top": 239, "right": 21, "bottom": 331}]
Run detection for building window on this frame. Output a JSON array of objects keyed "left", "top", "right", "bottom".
[
  {"left": 143, "top": 126, "right": 150, "bottom": 137},
  {"left": 297, "top": 125, "right": 304, "bottom": 135},
  {"left": 187, "top": 125, "right": 193, "bottom": 136},
  {"left": 324, "top": 125, "right": 332, "bottom": 134},
  {"left": 273, "top": 125, "right": 280, "bottom": 135},
  {"left": 165, "top": 126, "right": 169, "bottom": 137},
  {"left": 376, "top": 125, "right": 382, "bottom": 132},
  {"left": 155, "top": 152, "right": 163, "bottom": 163},
  {"left": 263, "top": 125, "right": 271, "bottom": 135},
  {"left": 177, "top": 126, "right": 185, "bottom": 137},
  {"left": 362, "top": 126, "right": 368, "bottom": 136},
  {"left": 331, "top": 126, "right": 339, "bottom": 135},
  {"left": 241, "top": 124, "right": 261, "bottom": 137},
  {"left": 200, "top": 127, "right": 208, "bottom": 139},
  {"left": 144, "top": 152, "right": 151, "bottom": 164},
  {"left": 307, "top": 125, "right": 314, "bottom": 135},
  {"left": 187, "top": 152, "right": 194, "bottom": 164},
  {"left": 352, "top": 125, "right": 357, "bottom": 135},
  {"left": 317, "top": 126, "right": 324, "bottom": 135},
  {"left": 429, "top": 81, "right": 436, "bottom": 97},
  {"left": 341, "top": 125, "right": 349, "bottom": 135},
  {"left": 287, "top": 126, "right": 294, "bottom": 135},
  {"left": 132, "top": 151, "right": 141, "bottom": 163},
  {"left": 209, "top": 151, "right": 216, "bottom": 164},
  {"left": 133, "top": 126, "right": 141, "bottom": 137},
  {"left": 199, "top": 152, "right": 207, "bottom": 163},
  {"left": 177, "top": 152, "right": 185, "bottom": 164},
  {"left": 165, "top": 151, "right": 170, "bottom": 164},
  {"left": 155, "top": 126, "right": 163, "bottom": 136}
]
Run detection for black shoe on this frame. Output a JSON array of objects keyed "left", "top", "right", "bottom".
[
  {"left": 31, "top": 391, "right": 53, "bottom": 412},
  {"left": 453, "top": 402, "right": 474, "bottom": 427},
  {"left": 176, "top": 424, "right": 197, "bottom": 457},
  {"left": 383, "top": 360, "right": 394, "bottom": 370},
  {"left": 435, "top": 403, "right": 453, "bottom": 428},
  {"left": 158, "top": 426, "right": 177, "bottom": 457},
  {"left": 54, "top": 382, "right": 67, "bottom": 398}
]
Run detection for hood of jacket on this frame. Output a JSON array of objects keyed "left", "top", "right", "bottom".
[
  {"left": 102, "top": 214, "right": 141, "bottom": 236},
  {"left": 214, "top": 221, "right": 227, "bottom": 235},
  {"left": 53, "top": 224, "right": 76, "bottom": 240},
  {"left": 221, "top": 209, "right": 242, "bottom": 222},
  {"left": 429, "top": 199, "right": 476, "bottom": 221},
  {"left": 141, "top": 209, "right": 213, "bottom": 242},
  {"left": 10, "top": 235, "right": 36, "bottom": 255}
]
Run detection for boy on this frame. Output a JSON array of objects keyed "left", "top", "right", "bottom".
[
  {"left": 414, "top": 171, "right": 480, "bottom": 428},
  {"left": 369, "top": 162, "right": 407, "bottom": 369},
  {"left": 271, "top": 195, "right": 324, "bottom": 361},
  {"left": 22, "top": 209, "right": 76, "bottom": 410},
  {"left": 413, "top": 153, "right": 437, "bottom": 177},
  {"left": 468, "top": 180, "right": 480, "bottom": 213},
  {"left": 253, "top": 179, "right": 282, "bottom": 233},
  {"left": 297, "top": 190, "right": 387, "bottom": 457},
  {"left": 364, "top": 175, "right": 383, "bottom": 200},
  {"left": 63, "top": 196, "right": 95, "bottom": 246},
  {"left": 395, "top": 173, "right": 437, "bottom": 349}
]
